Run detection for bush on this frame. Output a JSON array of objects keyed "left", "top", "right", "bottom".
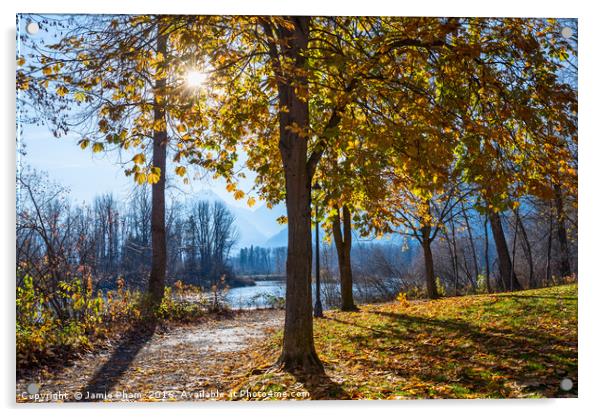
[
  {"left": 405, "top": 285, "right": 426, "bottom": 300},
  {"left": 155, "top": 286, "right": 207, "bottom": 322},
  {"left": 248, "top": 292, "right": 285, "bottom": 309},
  {"left": 436, "top": 277, "right": 446, "bottom": 297},
  {"left": 396, "top": 292, "right": 410, "bottom": 308},
  {"left": 16, "top": 274, "right": 141, "bottom": 368},
  {"left": 16, "top": 275, "right": 232, "bottom": 370},
  {"left": 476, "top": 274, "right": 489, "bottom": 294}
]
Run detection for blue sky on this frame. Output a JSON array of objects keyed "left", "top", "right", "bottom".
[
  {"left": 16, "top": 14, "right": 258, "bottom": 209},
  {"left": 18, "top": 122, "right": 257, "bottom": 208}
]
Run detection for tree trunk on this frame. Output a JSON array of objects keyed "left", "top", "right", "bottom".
[
  {"left": 450, "top": 220, "right": 459, "bottom": 295},
  {"left": 270, "top": 17, "right": 323, "bottom": 373},
  {"left": 488, "top": 211, "right": 522, "bottom": 291},
  {"left": 148, "top": 22, "right": 167, "bottom": 304},
  {"left": 420, "top": 226, "right": 439, "bottom": 299},
  {"left": 545, "top": 201, "right": 553, "bottom": 286},
  {"left": 554, "top": 184, "right": 571, "bottom": 278},
  {"left": 331, "top": 205, "right": 357, "bottom": 311},
  {"left": 461, "top": 204, "right": 479, "bottom": 291},
  {"left": 515, "top": 209, "right": 534, "bottom": 288},
  {"left": 510, "top": 210, "right": 519, "bottom": 291},
  {"left": 483, "top": 216, "right": 491, "bottom": 293}
]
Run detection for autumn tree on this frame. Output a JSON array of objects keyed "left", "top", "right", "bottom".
[
  {"left": 17, "top": 15, "right": 211, "bottom": 304},
  {"left": 18, "top": 15, "right": 577, "bottom": 374}
]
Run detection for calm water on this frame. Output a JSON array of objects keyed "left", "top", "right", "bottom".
[
  {"left": 225, "top": 278, "right": 398, "bottom": 309},
  {"left": 226, "top": 280, "right": 286, "bottom": 308}
]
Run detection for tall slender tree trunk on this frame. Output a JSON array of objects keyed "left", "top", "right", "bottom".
[
  {"left": 515, "top": 209, "right": 534, "bottom": 288},
  {"left": 331, "top": 205, "right": 357, "bottom": 311},
  {"left": 510, "top": 211, "right": 519, "bottom": 291},
  {"left": 488, "top": 211, "right": 522, "bottom": 291},
  {"left": 483, "top": 216, "right": 491, "bottom": 292},
  {"left": 461, "top": 204, "right": 479, "bottom": 291},
  {"left": 148, "top": 21, "right": 167, "bottom": 304},
  {"left": 450, "top": 220, "right": 459, "bottom": 295},
  {"left": 267, "top": 17, "right": 323, "bottom": 373},
  {"left": 554, "top": 184, "right": 571, "bottom": 278},
  {"left": 545, "top": 201, "right": 553, "bottom": 285},
  {"left": 420, "top": 226, "right": 439, "bottom": 299}
]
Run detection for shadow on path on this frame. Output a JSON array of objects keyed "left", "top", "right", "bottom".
[{"left": 79, "top": 319, "right": 157, "bottom": 400}]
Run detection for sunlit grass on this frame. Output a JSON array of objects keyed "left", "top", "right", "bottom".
[{"left": 235, "top": 284, "right": 578, "bottom": 400}]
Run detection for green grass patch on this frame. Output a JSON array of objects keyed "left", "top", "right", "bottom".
[{"left": 235, "top": 284, "right": 578, "bottom": 400}]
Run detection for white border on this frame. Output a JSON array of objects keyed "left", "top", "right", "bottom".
[{"left": 2, "top": 1, "right": 599, "bottom": 416}]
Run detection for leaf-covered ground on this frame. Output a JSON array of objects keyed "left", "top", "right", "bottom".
[
  {"left": 16, "top": 285, "right": 577, "bottom": 402},
  {"left": 235, "top": 284, "right": 577, "bottom": 400},
  {"left": 16, "top": 309, "right": 284, "bottom": 402}
]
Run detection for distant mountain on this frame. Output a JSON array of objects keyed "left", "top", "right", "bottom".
[
  {"left": 192, "top": 190, "right": 414, "bottom": 250},
  {"left": 262, "top": 225, "right": 412, "bottom": 249},
  {"left": 264, "top": 227, "right": 288, "bottom": 247},
  {"left": 250, "top": 203, "right": 287, "bottom": 237}
]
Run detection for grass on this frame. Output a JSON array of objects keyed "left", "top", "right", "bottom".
[{"left": 233, "top": 284, "right": 578, "bottom": 400}]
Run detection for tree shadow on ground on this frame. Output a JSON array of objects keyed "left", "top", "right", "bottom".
[
  {"left": 492, "top": 294, "right": 577, "bottom": 301},
  {"left": 328, "top": 308, "right": 577, "bottom": 398},
  {"left": 288, "top": 368, "right": 349, "bottom": 400},
  {"left": 79, "top": 318, "right": 157, "bottom": 401}
]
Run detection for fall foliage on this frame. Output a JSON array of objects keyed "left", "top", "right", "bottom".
[{"left": 17, "top": 14, "right": 577, "bottom": 395}]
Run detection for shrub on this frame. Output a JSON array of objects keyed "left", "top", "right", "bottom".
[
  {"left": 248, "top": 292, "right": 285, "bottom": 309},
  {"left": 396, "top": 292, "right": 410, "bottom": 308},
  {"left": 476, "top": 274, "right": 489, "bottom": 294},
  {"left": 16, "top": 274, "right": 141, "bottom": 369},
  {"left": 155, "top": 286, "right": 207, "bottom": 322},
  {"left": 436, "top": 277, "right": 446, "bottom": 297}
]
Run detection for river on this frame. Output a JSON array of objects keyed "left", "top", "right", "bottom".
[{"left": 226, "top": 280, "right": 286, "bottom": 309}]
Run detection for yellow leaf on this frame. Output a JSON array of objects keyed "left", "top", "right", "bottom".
[
  {"left": 73, "top": 91, "right": 86, "bottom": 102},
  {"left": 78, "top": 139, "right": 90, "bottom": 150},
  {"left": 234, "top": 190, "right": 245, "bottom": 200},
  {"left": 153, "top": 119, "right": 166, "bottom": 132},
  {"left": 92, "top": 143, "right": 104, "bottom": 153},
  {"left": 133, "top": 153, "right": 145, "bottom": 165},
  {"left": 56, "top": 85, "right": 68, "bottom": 97},
  {"left": 134, "top": 172, "right": 147, "bottom": 184},
  {"left": 247, "top": 197, "right": 256, "bottom": 207},
  {"left": 147, "top": 167, "right": 161, "bottom": 184},
  {"left": 175, "top": 166, "right": 186, "bottom": 177}
]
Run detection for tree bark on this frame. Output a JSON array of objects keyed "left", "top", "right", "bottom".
[
  {"left": 483, "top": 216, "right": 491, "bottom": 292},
  {"left": 515, "top": 209, "right": 534, "bottom": 288},
  {"left": 148, "top": 21, "right": 168, "bottom": 304},
  {"left": 268, "top": 17, "right": 323, "bottom": 373},
  {"left": 488, "top": 211, "right": 522, "bottom": 291},
  {"left": 450, "top": 219, "right": 459, "bottom": 295},
  {"left": 545, "top": 201, "right": 553, "bottom": 285},
  {"left": 461, "top": 204, "right": 479, "bottom": 291},
  {"left": 331, "top": 205, "right": 357, "bottom": 311},
  {"left": 554, "top": 184, "right": 571, "bottom": 278},
  {"left": 420, "top": 226, "right": 439, "bottom": 299}
]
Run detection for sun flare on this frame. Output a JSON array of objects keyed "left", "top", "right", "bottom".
[{"left": 185, "top": 70, "right": 206, "bottom": 88}]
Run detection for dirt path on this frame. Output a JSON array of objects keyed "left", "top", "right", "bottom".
[{"left": 17, "top": 309, "right": 284, "bottom": 402}]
